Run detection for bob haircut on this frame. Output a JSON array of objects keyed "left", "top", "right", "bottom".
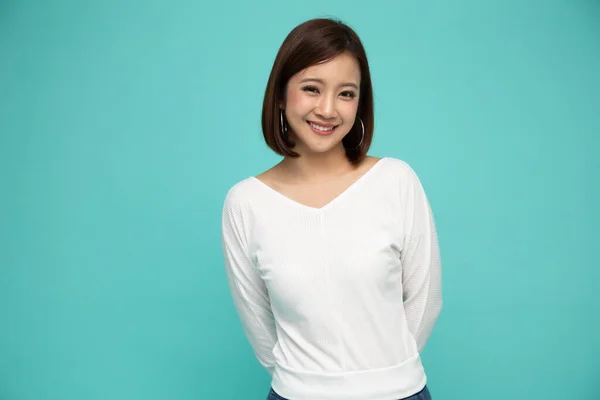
[{"left": 261, "top": 18, "right": 374, "bottom": 165}]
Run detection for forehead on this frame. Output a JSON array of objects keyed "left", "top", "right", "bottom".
[{"left": 294, "top": 52, "right": 361, "bottom": 84}]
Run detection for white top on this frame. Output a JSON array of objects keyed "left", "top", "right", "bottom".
[{"left": 221, "top": 157, "right": 442, "bottom": 400}]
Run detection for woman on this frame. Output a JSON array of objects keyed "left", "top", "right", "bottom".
[{"left": 221, "top": 18, "right": 442, "bottom": 400}]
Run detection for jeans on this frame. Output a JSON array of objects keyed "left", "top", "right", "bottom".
[{"left": 266, "top": 385, "right": 432, "bottom": 400}]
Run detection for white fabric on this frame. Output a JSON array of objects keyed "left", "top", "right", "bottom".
[{"left": 221, "top": 157, "right": 442, "bottom": 400}]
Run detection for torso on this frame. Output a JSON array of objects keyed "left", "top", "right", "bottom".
[{"left": 255, "top": 155, "right": 382, "bottom": 209}]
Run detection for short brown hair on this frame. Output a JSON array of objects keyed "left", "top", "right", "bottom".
[{"left": 261, "top": 18, "right": 374, "bottom": 165}]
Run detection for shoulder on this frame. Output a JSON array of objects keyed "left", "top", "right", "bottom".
[
  {"left": 222, "top": 161, "right": 283, "bottom": 214},
  {"left": 378, "top": 156, "right": 420, "bottom": 180},
  {"left": 377, "top": 157, "right": 433, "bottom": 200},
  {"left": 222, "top": 177, "right": 259, "bottom": 213}
]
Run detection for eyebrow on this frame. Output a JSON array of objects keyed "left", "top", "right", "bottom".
[{"left": 298, "top": 78, "right": 359, "bottom": 90}]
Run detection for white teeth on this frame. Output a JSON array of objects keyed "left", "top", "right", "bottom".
[{"left": 309, "top": 122, "right": 335, "bottom": 132}]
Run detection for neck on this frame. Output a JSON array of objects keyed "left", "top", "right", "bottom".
[{"left": 279, "top": 145, "right": 356, "bottom": 183}]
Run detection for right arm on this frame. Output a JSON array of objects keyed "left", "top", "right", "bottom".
[{"left": 221, "top": 190, "right": 277, "bottom": 375}]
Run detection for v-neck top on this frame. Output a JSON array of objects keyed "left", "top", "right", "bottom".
[
  {"left": 249, "top": 157, "right": 388, "bottom": 212},
  {"left": 221, "top": 157, "right": 442, "bottom": 400}
]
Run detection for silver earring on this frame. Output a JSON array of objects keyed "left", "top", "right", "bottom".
[
  {"left": 347, "top": 117, "right": 364, "bottom": 150},
  {"left": 280, "top": 109, "right": 288, "bottom": 137}
]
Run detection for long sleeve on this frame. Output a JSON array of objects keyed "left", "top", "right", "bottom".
[
  {"left": 221, "top": 190, "right": 277, "bottom": 375},
  {"left": 400, "top": 166, "right": 443, "bottom": 353}
]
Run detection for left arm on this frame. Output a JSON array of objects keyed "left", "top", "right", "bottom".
[{"left": 400, "top": 166, "right": 443, "bottom": 353}]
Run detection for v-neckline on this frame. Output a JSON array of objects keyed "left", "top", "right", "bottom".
[{"left": 250, "top": 157, "right": 388, "bottom": 212}]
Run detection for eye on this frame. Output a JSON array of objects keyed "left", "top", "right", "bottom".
[
  {"left": 301, "top": 86, "right": 319, "bottom": 94},
  {"left": 340, "top": 90, "right": 357, "bottom": 99}
]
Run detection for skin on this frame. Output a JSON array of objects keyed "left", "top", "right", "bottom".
[{"left": 257, "top": 52, "right": 381, "bottom": 209}]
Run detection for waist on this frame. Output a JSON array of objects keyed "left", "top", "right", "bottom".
[{"left": 271, "top": 354, "right": 426, "bottom": 400}]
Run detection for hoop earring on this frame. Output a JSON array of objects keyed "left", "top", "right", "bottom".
[
  {"left": 347, "top": 117, "right": 364, "bottom": 150},
  {"left": 279, "top": 109, "right": 288, "bottom": 137}
]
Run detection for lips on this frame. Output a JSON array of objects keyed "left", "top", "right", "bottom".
[{"left": 307, "top": 121, "right": 337, "bottom": 135}]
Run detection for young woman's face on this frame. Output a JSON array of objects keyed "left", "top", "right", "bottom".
[{"left": 283, "top": 52, "right": 361, "bottom": 156}]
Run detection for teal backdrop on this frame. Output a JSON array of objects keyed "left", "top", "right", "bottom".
[{"left": 1, "top": 0, "right": 598, "bottom": 399}]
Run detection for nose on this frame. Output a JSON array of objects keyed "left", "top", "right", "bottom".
[{"left": 315, "top": 94, "right": 336, "bottom": 119}]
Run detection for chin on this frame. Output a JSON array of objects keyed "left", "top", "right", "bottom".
[{"left": 301, "top": 140, "right": 346, "bottom": 155}]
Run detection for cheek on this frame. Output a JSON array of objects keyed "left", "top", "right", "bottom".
[
  {"left": 340, "top": 101, "right": 359, "bottom": 121},
  {"left": 286, "top": 91, "right": 311, "bottom": 115}
]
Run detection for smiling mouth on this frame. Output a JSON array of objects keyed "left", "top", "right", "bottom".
[{"left": 307, "top": 121, "right": 338, "bottom": 134}]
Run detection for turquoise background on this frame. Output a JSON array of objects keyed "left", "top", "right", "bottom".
[{"left": 1, "top": 0, "right": 598, "bottom": 399}]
